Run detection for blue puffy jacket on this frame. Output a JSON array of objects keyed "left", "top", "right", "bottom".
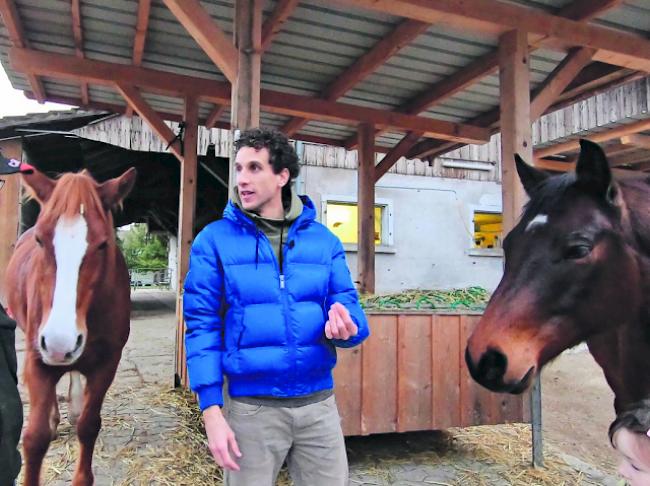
[{"left": 183, "top": 196, "right": 369, "bottom": 410}]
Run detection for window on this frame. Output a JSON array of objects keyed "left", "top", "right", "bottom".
[
  {"left": 473, "top": 211, "right": 502, "bottom": 249},
  {"left": 321, "top": 196, "right": 393, "bottom": 250}
]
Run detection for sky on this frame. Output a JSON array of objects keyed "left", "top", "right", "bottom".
[{"left": 0, "top": 65, "right": 74, "bottom": 117}]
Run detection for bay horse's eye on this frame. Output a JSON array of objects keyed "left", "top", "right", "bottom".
[{"left": 564, "top": 244, "right": 592, "bottom": 260}]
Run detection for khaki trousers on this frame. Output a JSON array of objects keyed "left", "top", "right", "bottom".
[{"left": 223, "top": 395, "right": 348, "bottom": 486}]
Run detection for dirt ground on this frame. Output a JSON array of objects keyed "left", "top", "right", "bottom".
[{"left": 14, "top": 290, "right": 623, "bottom": 485}]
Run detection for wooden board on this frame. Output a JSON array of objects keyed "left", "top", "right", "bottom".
[
  {"left": 431, "top": 315, "right": 461, "bottom": 430},
  {"left": 396, "top": 314, "right": 432, "bottom": 432}
]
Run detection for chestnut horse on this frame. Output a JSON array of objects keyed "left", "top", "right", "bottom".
[
  {"left": 466, "top": 139, "right": 650, "bottom": 416},
  {"left": 6, "top": 167, "right": 136, "bottom": 486}
]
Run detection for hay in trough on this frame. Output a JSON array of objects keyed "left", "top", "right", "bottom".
[{"left": 360, "top": 287, "right": 490, "bottom": 311}]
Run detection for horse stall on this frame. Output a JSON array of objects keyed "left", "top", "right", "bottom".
[{"left": 333, "top": 312, "right": 529, "bottom": 436}]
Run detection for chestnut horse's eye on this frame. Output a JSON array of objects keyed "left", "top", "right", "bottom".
[
  {"left": 98, "top": 241, "right": 108, "bottom": 251},
  {"left": 564, "top": 244, "right": 592, "bottom": 260},
  {"left": 35, "top": 235, "right": 43, "bottom": 247}
]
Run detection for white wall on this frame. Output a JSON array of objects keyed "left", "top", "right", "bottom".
[{"left": 302, "top": 165, "right": 504, "bottom": 294}]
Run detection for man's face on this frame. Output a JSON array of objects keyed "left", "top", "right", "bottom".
[{"left": 235, "top": 146, "right": 288, "bottom": 217}]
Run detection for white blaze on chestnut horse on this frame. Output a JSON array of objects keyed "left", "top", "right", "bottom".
[{"left": 6, "top": 167, "right": 136, "bottom": 486}]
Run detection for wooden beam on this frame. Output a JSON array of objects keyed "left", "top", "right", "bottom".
[
  {"left": 23, "top": 91, "right": 357, "bottom": 149},
  {"left": 620, "top": 134, "right": 650, "bottom": 150},
  {"left": 374, "top": 131, "right": 422, "bottom": 183},
  {"left": 282, "top": 19, "right": 429, "bottom": 136},
  {"left": 162, "top": 0, "right": 239, "bottom": 83},
  {"left": 0, "top": 0, "right": 46, "bottom": 102},
  {"left": 0, "top": 140, "right": 22, "bottom": 305},
  {"left": 205, "top": 104, "right": 226, "bottom": 129},
  {"left": 116, "top": 84, "right": 183, "bottom": 161},
  {"left": 127, "top": 0, "right": 152, "bottom": 117},
  {"left": 357, "top": 122, "right": 375, "bottom": 295},
  {"left": 534, "top": 158, "right": 575, "bottom": 172},
  {"left": 530, "top": 47, "right": 595, "bottom": 121},
  {"left": 71, "top": 0, "right": 89, "bottom": 105},
  {"left": 499, "top": 30, "right": 531, "bottom": 235},
  {"left": 608, "top": 150, "right": 650, "bottom": 167},
  {"left": 334, "top": 0, "right": 650, "bottom": 72},
  {"left": 555, "top": 0, "right": 624, "bottom": 21},
  {"left": 534, "top": 118, "right": 650, "bottom": 159},
  {"left": 232, "top": 0, "right": 262, "bottom": 131},
  {"left": 10, "top": 48, "right": 490, "bottom": 144},
  {"left": 261, "top": 0, "right": 299, "bottom": 52}
]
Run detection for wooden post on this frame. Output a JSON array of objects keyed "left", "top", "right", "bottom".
[
  {"left": 357, "top": 122, "right": 375, "bottom": 295},
  {"left": 499, "top": 30, "right": 532, "bottom": 235},
  {"left": 175, "top": 95, "right": 198, "bottom": 388},
  {"left": 230, "top": 0, "right": 262, "bottom": 190},
  {"left": 499, "top": 30, "right": 542, "bottom": 467},
  {"left": 0, "top": 140, "right": 22, "bottom": 306}
]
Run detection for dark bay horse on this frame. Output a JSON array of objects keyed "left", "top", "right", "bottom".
[
  {"left": 6, "top": 167, "right": 136, "bottom": 486},
  {"left": 466, "top": 139, "right": 650, "bottom": 416}
]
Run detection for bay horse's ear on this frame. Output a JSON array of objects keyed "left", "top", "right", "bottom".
[
  {"left": 515, "top": 154, "right": 548, "bottom": 196},
  {"left": 99, "top": 167, "right": 137, "bottom": 210},
  {"left": 21, "top": 168, "right": 56, "bottom": 204},
  {"left": 575, "top": 139, "right": 612, "bottom": 198}
]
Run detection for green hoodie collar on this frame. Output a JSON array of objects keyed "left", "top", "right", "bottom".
[{"left": 232, "top": 185, "right": 303, "bottom": 225}]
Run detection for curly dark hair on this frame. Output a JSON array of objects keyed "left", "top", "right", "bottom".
[
  {"left": 609, "top": 399, "right": 650, "bottom": 446},
  {"left": 234, "top": 128, "right": 300, "bottom": 208}
]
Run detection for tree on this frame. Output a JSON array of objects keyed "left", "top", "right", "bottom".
[{"left": 119, "top": 224, "right": 168, "bottom": 270}]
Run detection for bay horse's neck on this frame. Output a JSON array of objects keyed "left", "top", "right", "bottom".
[{"left": 587, "top": 177, "right": 650, "bottom": 413}]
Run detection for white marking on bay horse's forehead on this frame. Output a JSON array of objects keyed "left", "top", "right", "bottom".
[
  {"left": 526, "top": 214, "right": 548, "bottom": 232},
  {"left": 40, "top": 215, "right": 89, "bottom": 353}
]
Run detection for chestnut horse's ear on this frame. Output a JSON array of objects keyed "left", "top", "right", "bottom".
[
  {"left": 21, "top": 168, "right": 56, "bottom": 204},
  {"left": 515, "top": 154, "right": 548, "bottom": 196},
  {"left": 99, "top": 167, "right": 137, "bottom": 210},
  {"left": 575, "top": 139, "right": 612, "bottom": 198}
]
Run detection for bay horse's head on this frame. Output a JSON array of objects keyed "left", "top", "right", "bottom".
[
  {"left": 22, "top": 168, "right": 136, "bottom": 366},
  {"left": 466, "top": 140, "right": 643, "bottom": 394}
]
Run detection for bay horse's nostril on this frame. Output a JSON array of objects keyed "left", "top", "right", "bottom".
[
  {"left": 478, "top": 348, "right": 508, "bottom": 384},
  {"left": 40, "top": 335, "right": 47, "bottom": 351}
]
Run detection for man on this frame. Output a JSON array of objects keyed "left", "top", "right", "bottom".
[
  {"left": 183, "top": 128, "right": 369, "bottom": 485},
  {"left": 0, "top": 153, "right": 32, "bottom": 486}
]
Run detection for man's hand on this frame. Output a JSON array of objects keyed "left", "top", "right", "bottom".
[
  {"left": 203, "top": 405, "right": 242, "bottom": 471},
  {"left": 325, "top": 302, "right": 358, "bottom": 340}
]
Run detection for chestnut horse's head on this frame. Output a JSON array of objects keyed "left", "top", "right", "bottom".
[
  {"left": 22, "top": 168, "right": 136, "bottom": 366},
  {"left": 466, "top": 140, "right": 643, "bottom": 394}
]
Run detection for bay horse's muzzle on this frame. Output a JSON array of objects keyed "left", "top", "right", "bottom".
[{"left": 465, "top": 347, "right": 535, "bottom": 394}]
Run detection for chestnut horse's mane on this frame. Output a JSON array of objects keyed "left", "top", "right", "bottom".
[{"left": 37, "top": 171, "right": 108, "bottom": 224}]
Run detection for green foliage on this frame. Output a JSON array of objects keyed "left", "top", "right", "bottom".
[{"left": 119, "top": 223, "right": 168, "bottom": 270}]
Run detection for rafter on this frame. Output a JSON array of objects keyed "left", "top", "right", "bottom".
[
  {"left": 282, "top": 19, "right": 429, "bottom": 136},
  {"left": 71, "top": 0, "right": 88, "bottom": 105},
  {"left": 127, "top": 0, "right": 152, "bottom": 117},
  {"left": 374, "top": 131, "right": 422, "bottom": 183},
  {"left": 10, "top": 47, "right": 490, "bottom": 144},
  {"left": 117, "top": 84, "right": 184, "bottom": 161},
  {"left": 334, "top": 0, "right": 650, "bottom": 71},
  {"left": 0, "top": 0, "right": 46, "bottom": 102},
  {"left": 534, "top": 118, "right": 650, "bottom": 159},
  {"left": 261, "top": 0, "right": 299, "bottom": 52},
  {"left": 205, "top": 104, "right": 226, "bottom": 129},
  {"left": 161, "top": 0, "right": 238, "bottom": 83},
  {"left": 344, "top": 0, "right": 622, "bottom": 151}
]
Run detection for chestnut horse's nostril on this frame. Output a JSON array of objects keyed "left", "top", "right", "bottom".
[
  {"left": 40, "top": 335, "right": 47, "bottom": 351},
  {"left": 478, "top": 348, "right": 508, "bottom": 384},
  {"left": 74, "top": 334, "right": 83, "bottom": 351}
]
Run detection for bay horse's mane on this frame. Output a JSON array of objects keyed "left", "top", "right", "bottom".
[{"left": 36, "top": 170, "right": 108, "bottom": 224}]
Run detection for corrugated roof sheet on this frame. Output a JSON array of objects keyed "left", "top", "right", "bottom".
[{"left": 1, "top": 0, "right": 648, "bottom": 152}]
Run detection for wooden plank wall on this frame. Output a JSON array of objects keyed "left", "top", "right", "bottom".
[{"left": 333, "top": 313, "right": 527, "bottom": 436}]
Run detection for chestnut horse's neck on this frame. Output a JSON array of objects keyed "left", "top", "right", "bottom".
[{"left": 587, "top": 176, "right": 650, "bottom": 413}]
